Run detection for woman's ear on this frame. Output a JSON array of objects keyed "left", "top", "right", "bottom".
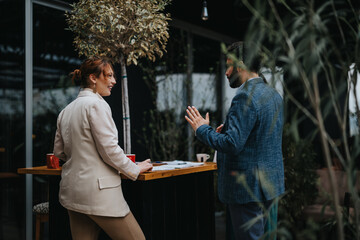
[{"left": 89, "top": 74, "right": 96, "bottom": 84}]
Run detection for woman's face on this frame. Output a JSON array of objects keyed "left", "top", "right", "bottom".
[{"left": 94, "top": 65, "right": 116, "bottom": 96}]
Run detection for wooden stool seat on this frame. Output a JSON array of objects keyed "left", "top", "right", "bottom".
[{"left": 33, "top": 202, "right": 49, "bottom": 240}]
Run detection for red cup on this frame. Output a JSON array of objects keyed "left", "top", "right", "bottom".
[
  {"left": 126, "top": 154, "right": 136, "bottom": 163},
  {"left": 46, "top": 153, "right": 59, "bottom": 169}
]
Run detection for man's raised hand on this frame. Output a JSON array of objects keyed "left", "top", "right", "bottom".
[{"left": 185, "top": 106, "right": 209, "bottom": 132}]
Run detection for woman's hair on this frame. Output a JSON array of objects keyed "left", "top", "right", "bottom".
[{"left": 71, "top": 57, "right": 114, "bottom": 87}]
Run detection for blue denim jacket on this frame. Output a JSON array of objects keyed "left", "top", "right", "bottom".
[{"left": 196, "top": 78, "right": 285, "bottom": 204}]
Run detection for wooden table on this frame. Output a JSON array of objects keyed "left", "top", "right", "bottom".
[
  {"left": 18, "top": 162, "right": 217, "bottom": 240},
  {"left": 17, "top": 163, "right": 217, "bottom": 180}
]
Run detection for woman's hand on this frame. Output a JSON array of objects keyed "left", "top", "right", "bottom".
[{"left": 137, "top": 159, "right": 153, "bottom": 173}]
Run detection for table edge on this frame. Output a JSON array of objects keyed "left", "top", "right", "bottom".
[{"left": 17, "top": 162, "right": 217, "bottom": 181}]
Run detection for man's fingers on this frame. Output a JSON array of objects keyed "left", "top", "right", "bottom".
[
  {"left": 187, "top": 106, "right": 197, "bottom": 117},
  {"left": 188, "top": 106, "right": 199, "bottom": 117},
  {"left": 186, "top": 109, "right": 192, "bottom": 118},
  {"left": 192, "top": 106, "right": 201, "bottom": 117},
  {"left": 185, "top": 115, "right": 197, "bottom": 131},
  {"left": 185, "top": 115, "right": 193, "bottom": 124},
  {"left": 186, "top": 109, "right": 195, "bottom": 120},
  {"left": 205, "top": 112, "right": 209, "bottom": 121},
  {"left": 216, "top": 124, "right": 223, "bottom": 133}
]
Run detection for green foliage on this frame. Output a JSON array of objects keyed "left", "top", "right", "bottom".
[
  {"left": 239, "top": 0, "right": 360, "bottom": 239},
  {"left": 241, "top": 0, "right": 360, "bottom": 130},
  {"left": 280, "top": 124, "right": 318, "bottom": 223},
  {"left": 66, "top": 0, "right": 171, "bottom": 65},
  {"left": 276, "top": 218, "right": 320, "bottom": 240}
]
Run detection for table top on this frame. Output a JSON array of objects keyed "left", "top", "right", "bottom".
[{"left": 17, "top": 162, "right": 217, "bottom": 181}]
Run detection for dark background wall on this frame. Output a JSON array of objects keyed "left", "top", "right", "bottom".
[{"left": 167, "top": 0, "right": 251, "bottom": 40}]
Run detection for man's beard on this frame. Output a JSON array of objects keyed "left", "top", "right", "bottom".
[{"left": 228, "top": 70, "right": 242, "bottom": 88}]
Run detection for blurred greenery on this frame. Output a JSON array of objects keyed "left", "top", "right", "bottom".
[
  {"left": 280, "top": 124, "right": 318, "bottom": 223},
  {"left": 277, "top": 124, "right": 319, "bottom": 238},
  {"left": 237, "top": 0, "right": 360, "bottom": 239}
]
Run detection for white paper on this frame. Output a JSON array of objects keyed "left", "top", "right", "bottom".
[{"left": 151, "top": 161, "right": 204, "bottom": 171}]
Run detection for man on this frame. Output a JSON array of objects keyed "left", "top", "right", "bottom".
[{"left": 185, "top": 42, "right": 284, "bottom": 240}]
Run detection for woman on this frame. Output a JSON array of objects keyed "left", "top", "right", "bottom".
[{"left": 53, "top": 57, "right": 152, "bottom": 240}]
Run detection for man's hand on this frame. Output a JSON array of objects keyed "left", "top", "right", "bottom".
[
  {"left": 185, "top": 106, "right": 209, "bottom": 132},
  {"left": 216, "top": 124, "right": 224, "bottom": 133}
]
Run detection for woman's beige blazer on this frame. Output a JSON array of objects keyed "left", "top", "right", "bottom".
[{"left": 53, "top": 88, "right": 140, "bottom": 217}]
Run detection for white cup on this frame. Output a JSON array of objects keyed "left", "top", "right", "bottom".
[{"left": 196, "top": 153, "right": 210, "bottom": 162}]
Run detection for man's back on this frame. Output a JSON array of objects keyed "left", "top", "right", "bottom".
[{"left": 196, "top": 78, "right": 284, "bottom": 204}]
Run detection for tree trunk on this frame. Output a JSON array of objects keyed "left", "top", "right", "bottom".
[{"left": 120, "top": 54, "right": 131, "bottom": 154}]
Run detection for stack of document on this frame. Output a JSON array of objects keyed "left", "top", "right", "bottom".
[{"left": 151, "top": 160, "right": 204, "bottom": 171}]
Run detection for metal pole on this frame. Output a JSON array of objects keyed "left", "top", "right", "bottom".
[
  {"left": 186, "top": 31, "right": 194, "bottom": 161},
  {"left": 25, "top": 0, "right": 33, "bottom": 239}
]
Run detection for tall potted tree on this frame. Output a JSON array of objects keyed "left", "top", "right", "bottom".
[{"left": 66, "top": 0, "right": 171, "bottom": 153}]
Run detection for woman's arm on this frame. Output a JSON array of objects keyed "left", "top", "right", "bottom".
[
  {"left": 89, "top": 100, "right": 146, "bottom": 180},
  {"left": 53, "top": 111, "right": 66, "bottom": 161}
]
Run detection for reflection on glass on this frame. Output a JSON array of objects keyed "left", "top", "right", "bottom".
[
  {"left": 0, "top": 0, "right": 26, "bottom": 239},
  {"left": 147, "top": 31, "right": 222, "bottom": 160},
  {"left": 193, "top": 35, "right": 219, "bottom": 112},
  {"left": 154, "top": 33, "right": 220, "bottom": 115},
  {"left": 156, "top": 73, "right": 217, "bottom": 117},
  {"left": 33, "top": 4, "right": 81, "bottom": 168},
  {"left": 32, "top": 4, "right": 81, "bottom": 217},
  {"left": 348, "top": 63, "right": 360, "bottom": 136},
  {"left": 0, "top": 0, "right": 25, "bottom": 170}
]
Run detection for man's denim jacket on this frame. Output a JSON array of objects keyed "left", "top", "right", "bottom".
[{"left": 196, "top": 78, "right": 285, "bottom": 204}]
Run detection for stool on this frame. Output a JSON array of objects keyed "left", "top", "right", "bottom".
[{"left": 33, "top": 202, "right": 49, "bottom": 240}]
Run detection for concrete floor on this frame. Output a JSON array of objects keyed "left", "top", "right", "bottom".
[{"left": 215, "top": 212, "right": 227, "bottom": 240}]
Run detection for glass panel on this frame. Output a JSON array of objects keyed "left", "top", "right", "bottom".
[
  {"left": 192, "top": 35, "right": 220, "bottom": 155},
  {"left": 192, "top": 35, "right": 220, "bottom": 113},
  {"left": 349, "top": 64, "right": 360, "bottom": 136},
  {"left": 0, "top": 0, "right": 26, "bottom": 239},
  {"left": 32, "top": 4, "right": 81, "bottom": 205},
  {"left": 137, "top": 27, "right": 189, "bottom": 161},
  {"left": 155, "top": 28, "right": 188, "bottom": 116},
  {"left": 0, "top": 0, "right": 25, "bottom": 170},
  {"left": 137, "top": 29, "right": 224, "bottom": 161}
]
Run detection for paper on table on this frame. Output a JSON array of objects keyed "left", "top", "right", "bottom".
[
  {"left": 151, "top": 160, "right": 204, "bottom": 171},
  {"left": 162, "top": 160, "right": 187, "bottom": 165},
  {"left": 152, "top": 165, "right": 183, "bottom": 171}
]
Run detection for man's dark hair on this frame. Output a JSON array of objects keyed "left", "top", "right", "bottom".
[{"left": 227, "top": 41, "right": 262, "bottom": 73}]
